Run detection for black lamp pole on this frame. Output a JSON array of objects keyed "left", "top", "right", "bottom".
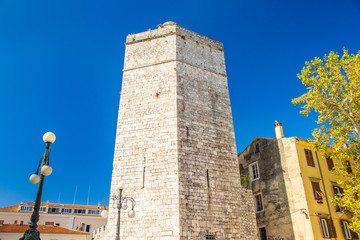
[{"left": 20, "top": 132, "right": 55, "bottom": 240}]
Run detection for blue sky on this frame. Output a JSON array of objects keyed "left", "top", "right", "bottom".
[{"left": 0, "top": 0, "right": 359, "bottom": 207}]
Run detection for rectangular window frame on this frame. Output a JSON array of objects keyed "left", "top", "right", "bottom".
[
  {"left": 259, "top": 227, "right": 267, "bottom": 240},
  {"left": 326, "top": 157, "right": 334, "bottom": 171},
  {"left": 61, "top": 208, "right": 72, "bottom": 214},
  {"left": 255, "top": 143, "right": 260, "bottom": 153},
  {"left": 343, "top": 221, "right": 352, "bottom": 239},
  {"left": 311, "top": 181, "right": 323, "bottom": 202},
  {"left": 249, "top": 162, "right": 259, "bottom": 181},
  {"left": 20, "top": 206, "right": 33, "bottom": 212},
  {"left": 320, "top": 218, "right": 330, "bottom": 238},
  {"left": 254, "top": 193, "right": 263, "bottom": 212},
  {"left": 88, "top": 210, "right": 100, "bottom": 215}
]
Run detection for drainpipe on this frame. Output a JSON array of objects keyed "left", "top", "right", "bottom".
[{"left": 315, "top": 151, "right": 336, "bottom": 238}]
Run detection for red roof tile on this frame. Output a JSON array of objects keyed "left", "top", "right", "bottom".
[{"left": 0, "top": 224, "right": 89, "bottom": 235}]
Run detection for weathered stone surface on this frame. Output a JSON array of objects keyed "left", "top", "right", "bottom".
[{"left": 106, "top": 22, "right": 258, "bottom": 240}]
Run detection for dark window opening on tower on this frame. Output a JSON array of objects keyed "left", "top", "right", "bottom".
[
  {"left": 205, "top": 233, "right": 216, "bottom": 239},
  {"left": 206, "top": 169, "right": 210, "bottom": 188}
]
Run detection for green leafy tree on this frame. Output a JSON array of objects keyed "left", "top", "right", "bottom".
[{"left": 292, "top": 49, "right": 360, "bottom": 233}]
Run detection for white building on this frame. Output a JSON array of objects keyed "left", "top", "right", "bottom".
[{"left": 0, "top": 201, "right": 107, "bottom": 239}]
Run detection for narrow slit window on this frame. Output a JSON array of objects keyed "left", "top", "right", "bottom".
[
  {"left": 206, "top": 169, "right": 210, "bottom": 188},
  {"left": 142, "top": 167, "right": 146, "bottom": 188}
]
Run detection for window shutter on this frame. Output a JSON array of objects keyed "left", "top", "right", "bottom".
[
  {"left": 305, "top": 149, "right": 315, "bottom": 167},
  {"left": 326, "top": 219, "right": 337, "bottom": 238},
  {"left": 352, "top": 229, "right": 359, "bottom": 240}
]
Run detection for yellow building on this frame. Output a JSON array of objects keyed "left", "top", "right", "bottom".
[{"left": 238, "top": 122, "right": 358, "bottom": 240}]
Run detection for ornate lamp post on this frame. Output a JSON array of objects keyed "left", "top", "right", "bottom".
[
  {"left": 101, "top": 182, "right": 136, "bottom": 240},
  {"left": 20, "top": 132, "right": 56, "bottom": 240}
]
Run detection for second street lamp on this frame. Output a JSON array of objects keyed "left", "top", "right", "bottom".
[
  {"left": 20, "top": 132, "right": 56, "bottom": 240},
  {"left": 101, "top": 182, "right": 136, "bottom": 240}
]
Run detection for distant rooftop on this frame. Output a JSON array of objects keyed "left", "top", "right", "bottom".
[{"left": 0, "top": 223, "right": 89, "bottom": 235}]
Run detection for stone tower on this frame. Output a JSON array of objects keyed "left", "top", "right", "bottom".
[{"left": 107, "top": 22, "right": 257, "bottom": 239}]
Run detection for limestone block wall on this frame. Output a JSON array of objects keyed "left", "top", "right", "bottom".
[{"left": 107, "top": 22, "right": 257, "bottom": 240}]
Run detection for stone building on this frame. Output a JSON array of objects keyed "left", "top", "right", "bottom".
[
  {"left": 238, "top": 122, "right": 358, "bottom": 240},
  {"left": 105, "top": 22, "right": 258, "bottom": 239}
]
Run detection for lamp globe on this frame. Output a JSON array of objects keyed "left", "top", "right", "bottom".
[
  {"left": 29, "top": 174, "right": 40, "bottom": 184},
  {"left": 43, "top": 132, "right": 56, "bottom": 144},
  {"left": 41, "top": 165, "right": 53, "bottom": 176}
]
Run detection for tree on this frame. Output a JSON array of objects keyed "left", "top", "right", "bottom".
[{"left": 292, "top": 49, "right": 360, "bottom": 233}]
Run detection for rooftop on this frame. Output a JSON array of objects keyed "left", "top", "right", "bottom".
[{"left": 0, "top": 223, "right": 89, "bottom": 235}]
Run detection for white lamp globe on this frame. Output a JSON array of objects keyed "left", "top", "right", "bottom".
[
  {"left": 128, "top": 210, "right": 135, "bottom": 218},
  {"left": 117, "top": 182, "right": 125, "bottom": 190},
  {"left": 41, "top": 165, "right": 53, "bottom": 176},
  {"left": 29, "top": 174, "right": 40, "bottom": 184},
  {"left": 43, "top": 132, "right": 56, "bottom": 144},
  {"left": 101, "top": 210, "right": 109, "bottom": 218}
]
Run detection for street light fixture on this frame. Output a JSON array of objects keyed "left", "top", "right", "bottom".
[
  {"left": 20, "top": 132, "right": 56, "bottom": 240},
  {"left": 101, "top": 182, "right": 136, "bottom": 240}
]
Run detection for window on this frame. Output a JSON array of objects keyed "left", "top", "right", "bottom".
[
  {"left": 48, "top": 208, "right": 59, "bottom": 213},
  {"left": 74, "top": 209, "right": 86, "bottom": 214},
  {"left": 346, "top": 160, "right": 353, "bottom": 174},
  {"left": 319, "top": 218, "right": 336, "bottom": 238},
  {"left": 255, "top": 143, "right": 260, "bottom": 153},
  {"left": 205, "top": 233, "right": 216, "bottom": 240},
  {"left": 311, "top": 181, "right": 323, "bottom": 202},
  {"left": 249, "top": 162, "right": 259, "bottom": 181},
  {"left": 85, "top": 224, "right": 91, "bottom": 232},
  {"left": 88, "top": 210, "right": 100, "bottom": 215},
  {"left": 326, "top": 157, "right": 334, "bottom": 171},
  {"left": 255, "top": 194, "right": 263, "bottom": 212},
  {"left": 206, "top": 169, "right": 210, "bottom": 188},
  {"left": 259, "top": 227, "right": 267, "bottom": 240},
  {"left": 304, "top": 149, "right": 315, "bottom": 167},
  {"left": 20, "top": 206, "right": 33, "bottom": 211},
  {"left": 320, "top": 219, "right": 330, "bottom": 238},
  {"left": 39, "top": 207, "right": 46, "bottom": 212},
  {"left": 61, "top": 208, "right": 72, "bottom": 214},
  {"left": 333, "top": 186, "right": 344, "bottom": 197},
  {"left": 342, "top": 221, "right": 352, "bottom": 239}
]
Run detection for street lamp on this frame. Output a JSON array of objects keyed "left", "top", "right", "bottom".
[
  {"left": 20, "top": 132, "right": 56, "bottom": 240},
  {"left": 101, "top": 182, "right": 136, "bottom": 240}
]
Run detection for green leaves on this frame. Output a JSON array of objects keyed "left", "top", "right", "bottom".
[{"left": 293, "top": 48, "right": 360, "bottom": 233}]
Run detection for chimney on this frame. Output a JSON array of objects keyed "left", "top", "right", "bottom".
[{"left": 274, "top": 121, "right": 284, "bottom": 139}]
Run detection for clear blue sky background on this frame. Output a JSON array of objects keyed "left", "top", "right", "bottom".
[{"left": 0, "top": 0, "right": 359, "bottom": 207}]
